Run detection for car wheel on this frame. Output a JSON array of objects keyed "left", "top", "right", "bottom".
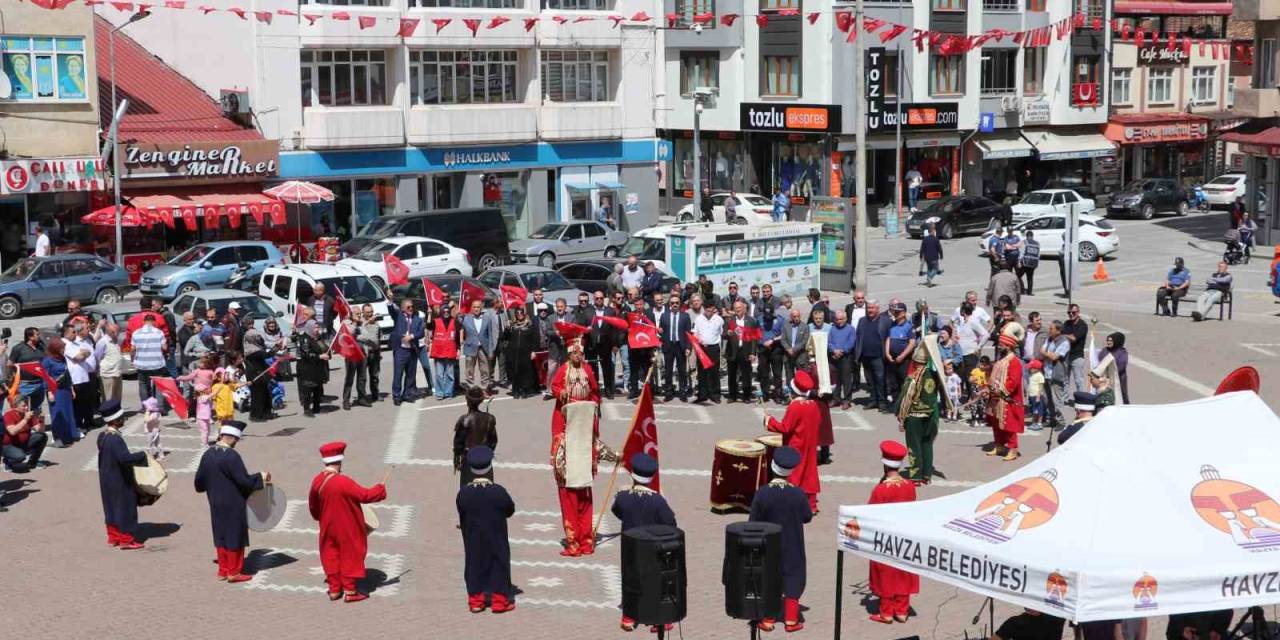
[
  {"left": 1078, "top": 242, "right": 1098, "bottom": 263},
  {"left": 1177, "top": 201, "right": 1189, "bottom": 216},
  {"left": 0, "top": 296, "right": 21, "bottom": 320},
  {"left": 477, "top": 254, "right": 500, "bottom": 272},
  {"left": 731, "top": 216, "right": 748, "bottom": 226},
  {"left": 939, "top": 222, "right": 955, "bottom": 240},
  {"left": 95, "top": 288, "right": 121, "bottom": 305},
  {"left": 1140, "top": 203, "right": 1155, "bottom": 220},
  {"left": 537, "top": 252, "right": 556, "bottom": 268},
  {"left": 678, "top": 213, "right": 694, "bottom": 223},
  {"left": 176, "top": 282, "right": 198, "bottom": 296},
  {"left": 603, "top": 246, "right": 619, "bottom": 258}
]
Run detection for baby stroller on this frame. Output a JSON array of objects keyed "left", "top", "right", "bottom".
[
  {"left": 232, "top": 380, "right": 288, "bottom": 412},
  {"left": 1223, "top": 229, "right": 1247, "bottom": 265}
]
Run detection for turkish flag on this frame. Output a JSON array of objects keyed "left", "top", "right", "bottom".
[
  {"left": 687, "top": 332, "right": 714, "bottom": 370},
  {"left": 432, "top": 18, "right": 452, "bottom": 33},
  {"left": 621, "top": 383, "right": 660, "bottom": 492},
  {"left": 332, "top": 287, "right": 352, "bottom": 320},
  {"left": 720, "top": 13, "right": 739, "bottom": 27},
  {"left": 265, "top": 353, "right": 293, "bottom": 378},
  {"left": 880, "top": 24, "right": 906, "bottom": 43},
  {"left": 460, "top": 279, "right": 487, "bottom": 311},
  {"left": 269, "top": 202, "right": 286, "bottom": 226},
  {"left": 499, "top": 284, "right": 528, "bottom": 310},
  {"left": 152, "top": 377, "right": 190, "bottom": 419},
  {"left": 181, "top": 207, "right": 198, "bottom": 230},
  {"left": 554, "top": 321, "right": 590, "bottom": 344},
  {"left": 332, "top": 324, "right": 365, "bottom": 363},
  {"left": 421, "top": 278, "right": 446, "bottom": 307},
  {"left": 597, "top": 315, "right": 629, "bottom": 331},
  {"left": 398, "top": 17, "right": 420, "bottom": 37},
  {"left": 463, "top": 18, "right": 480, "bottom": 35},
  {"left": 358, "top": 15, "right": 376, "bottom": 29},
  {"left": 16, "top": 362, "right": 58, "bottom": 392},
  {"left": 732, "top": 321, "right": 763, "bottom": 342},
  {"left": 628, "top": 322, "right": 658, "bottom": 349},
  {"left": 227, "top": 206, "right": 242, "bottom": 229},
  {"left": 756, "top": 14, "right": 768, "bottom": 28},
  {"left": 383, "top": 254, "right": 410, "bottom": 286},
  {"left": 247, "top": 203, "right": 264, "bottom": 226},
  {"left": 524, "top": 17, "right": 539, "bottom": 31},
  {"left": 156, "top": 207, "right": 175, "bottom": 229}
]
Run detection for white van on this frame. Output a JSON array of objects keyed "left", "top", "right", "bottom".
[
  {"left": 259, "top": 263, "right": 394, "bottom": 333},
  {"left": 618, "top": 222, "right": 717, "bottom": 277}
]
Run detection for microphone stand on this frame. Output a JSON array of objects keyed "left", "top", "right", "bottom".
[{"left": 970, "top": 596, "right": 994, "bottom": 638}]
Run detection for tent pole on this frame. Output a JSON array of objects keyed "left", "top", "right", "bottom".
[{"left": 833, "top": 551, "right": 844, "bottom": 640}]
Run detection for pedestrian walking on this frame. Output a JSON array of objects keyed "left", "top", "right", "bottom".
[{"left": 919, "top": 224, "right": 943, "bottom": 286}]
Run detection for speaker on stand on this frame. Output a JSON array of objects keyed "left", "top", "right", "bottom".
[
  {"left": 723, "top": 521, "right": 783, "bottom": 640},
  {"left": 621, "top": 524, "right": 687, "bottom": 638}
]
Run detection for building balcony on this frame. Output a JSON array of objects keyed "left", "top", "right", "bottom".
[
  {"left": 1234, "top": 0, "right": 1280, "bottom": 21},
  {"left": 538, "top": 102, "right": 623, "bottom": 140},
  {"left": 1233, "top": 88, "right": 1280, "bottom": 119},
  {"left": 302, "top": 106, "right": 405, "bottom": 149},
  {"left": 408, "top": 103, "right": 538, "bottom": 145}
]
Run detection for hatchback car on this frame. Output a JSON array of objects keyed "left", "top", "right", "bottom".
[
  {"left": 339, "top": 236, "right": 473, "bottom": 287},
  {"left": 978, "top": 213, "right": 1119, "bottom": 262},
  {"left": 476, "top": 265, "right": 587, "bottom": 304},
  {"left": 509, "top": 221, "right": 630, "bottom": 267},
  {"left": 171, "top": 288, "right": 293, "bottom": 330},
  {"left": 558, "top": 259, "right": 681, "bottom": 295},
  {"left": 675, "top": 192, "right": 775, "bottom": 225},
  {"left": 1106, "top": 178, "right": 1189, "bottom": 219},
  {"left": 139, "top": 241, "right": 283, "bottom": 300},
  {"left": 0, "top": 254, "right": 131, "bottom": 319},
  {"left": 906, "top": 195, "right": 1011, "bottom": 239}
]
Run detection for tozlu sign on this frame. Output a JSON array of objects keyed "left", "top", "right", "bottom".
[{"left": 120, "top": 140, "right": 280, "bottom": 183}]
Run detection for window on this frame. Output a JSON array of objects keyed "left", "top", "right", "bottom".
[
  {"left": 541, "top": 50, "right": 611, "bottom": 102},
  {"left": 1023, "top": 48, "right": 1044, "bottom": 94},
  {"left": 0, "top": 36, "right": 88, "bottom": 102},
  {"left": 273, "top": 275, "right": 293, "bottom": 298},
  {"left": 980, "top": 49, "right": 1017, "bottom": 96},
  {"left": 983, "top": 0, "right": 1017, "bottom": 10},
  {"left": 761, "top": 55, "right": 800, "bottom": 97},
  {"left": 1112, "top": 68, "right": 1132, "bottom": 105},
  {"left": 883, "top": 52, "right": 899, "bottom": 98},
  {"left": 1026, "top": 0, "right": 1044, "bottom": 10},
  {"left": 680, "top": 52, "right": 718, "bottom": 95},
  {"left": 760, "top": 0, "right": 798, "bottom": 9},
  {"left": 302, "top": 0, "right": 389, "bottom": 5},
  {"left": 1147, "top": 68, "right": 1174, "bottom": 105},
  {"left": 420, "top": 242, "right": 448, "bottom": 257},
  {"left": 1228, "top": 75, "right": 1236, "bottom": 108},
  {"left": 1191, "top": 66, "right": 1216, "bottom": 105},
  {"left": 300, "top": 50, "right": 387, "bottom": 107},
  {"left": 207, "top": 249, "right": 239, "bottom": 266},
  {"left": 542, "top": 0, "right": 607, "bottom": 8},
  {"left": 1075, "top": 0, "right": 1103, "bottom": 25},
  {"left": 1261, "top": 39, "right": 1277, "bottom": 89},
  {"left": 1164, "top": 16, "right": 1224, "bottom": 39},
  {"left": 583, "top": 223, "right": 606, "bottom": 237},
  {"left": 674, "top": 0, "right": 715, "bottom": 26},
  {"left": 932, "top": 0, "right": 963, "bottom": 10},
  {"left": 930, "top": 54, "right": 963, "bottom": 96},
  {"left": 410, "top": 50, "right": 518, "bottom": 105},
  {"left": 238, "top": 246, "right": 269, "bottom": 262},
  {"left": 393, "top": 244, "right": 417, "bottom": 259}
]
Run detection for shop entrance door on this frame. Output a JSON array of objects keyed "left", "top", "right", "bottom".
[{"left": 0, "top": 196, "right": 26, "bottom": 270}]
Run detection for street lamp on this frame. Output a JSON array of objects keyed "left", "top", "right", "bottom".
[
  {"left": 691, "top": 88, "right": 717, "bottom": 219},
  {"left": 107, "top": 9, "right": 150, "bottom": 267}
]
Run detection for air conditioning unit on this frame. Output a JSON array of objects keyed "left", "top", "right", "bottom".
[
  {"left": 220, "top": 89, "right": 251, "bottom": 115},
  {"left": 1000, "top": 95, "right": 1021, "bottom": 112}
]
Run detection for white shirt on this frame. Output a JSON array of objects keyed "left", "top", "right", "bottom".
[
  {"left": 691, "top": 313, "right": 724, "bottom": 346},
  {"left": 34, "top": 232, "right": 50, "bottom": 257},
  {"left": 848, "top": 304, "right": 867, "bottom": 325},
  {"left": 952, "top": 304, "right": 991, "bottom": 328},
  {"left": 66, "top": 337, "right": 96, "bottom": 384},
  {"left": 1022, "top": 329, "right": 1040, "bottom": 361},
  {"left": 620, "top": 267, "right": 644, "bottom": 290}
]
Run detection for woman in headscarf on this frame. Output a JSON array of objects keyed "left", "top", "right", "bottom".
[
  {"left": 43, "top": 337, "right": 78, "bottom": 447},
  {"left": 295, "top": 310, "right": 331, "bottom": 417},
  {"left": 241, "top": 316, "right": 272, "bottom": 422},
  {"left": 1101, "top": 332, "right": 1129, "bottom": 404},
  {"left": 261, "top": 317, "right": 291, "bottom": 381},
  {"left": 503, "top": 306, "right": 539, "bottom": 399}
]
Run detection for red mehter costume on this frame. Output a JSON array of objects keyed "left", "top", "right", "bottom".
[
  {"left": 308, "top": 441, "right": 387, "bottom": 601},
  {"left": 550, "top": 359, "right": 601, "bottom": 556},
  {"left": 766, "top": 370, "right": 822, "bottom": 511},
  {"left": 986, "top": 335, "right": 1025, "bottom": 453},
  {"left": 868, "top": 441, "right": 919, "bottom": 623}
]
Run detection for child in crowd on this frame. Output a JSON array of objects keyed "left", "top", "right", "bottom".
[
  {"left": 210, "top": 368, "right": 242, "bottom": 425},
  {"left": 963, "top": 356, "right": 993, "bottom": 427},
  {"left": 943, "top": 361, "right": 962, "bottom": 422},
  {"left": 178, "top": 355, "right": 218, "bottom": 444},
  {"left": 1026, "top": 359, "right": 1046, "bottom": 431},
  {"left": 142, "top": 396, "right": 163, "bottom": 460}
]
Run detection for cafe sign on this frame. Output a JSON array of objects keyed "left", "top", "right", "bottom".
[
  {"left": 1137, "top": 44, "right": 1189, "bottom": 66},
  {"left": 120, "top": 140, "right": 279, "bottom": 183}
]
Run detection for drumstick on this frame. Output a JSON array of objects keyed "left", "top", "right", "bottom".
[{"left": 380, "top": 465, "right": 395, "bottom": 485}]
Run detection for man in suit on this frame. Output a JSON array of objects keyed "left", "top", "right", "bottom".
[
  {"left": 756, "top": 303, "right": 785, "bottom": 403},
  {"left": 724, "top": 300, "right": 759, "bottom": 402},
  {"left": 658, "top": 296, "right": 692, "bottom": 402},
  {"left": 779, "top": 308, "right": 811, "bottom": 386},
  {"left": 462, "top": 300, "right": 498, "bottom": 394},
  {"left": 586, "top": 291, "right": 619, "bottom": 398},
  {"left": 388, "top": 296, "right": 425, "bottom": 406},
  {"left": 854, "top": 301, "right": 892, "bottom": 412}
]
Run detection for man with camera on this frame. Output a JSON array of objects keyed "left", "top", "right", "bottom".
[{"left": 2, "top": 395, "right": 48, "bottom": 472}]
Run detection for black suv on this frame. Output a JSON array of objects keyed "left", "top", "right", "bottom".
[
  {"left": 1106, "top": 178, "right": 1189, "bottom": 220},
  {"left": 340, "top": 207, "right": 511, "bottom": 272}
]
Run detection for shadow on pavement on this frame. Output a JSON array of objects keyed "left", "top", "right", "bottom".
[
  {"left": 360, "top": 568, "right": 410, "bottom": 594},
  {"left": 245, "top": 548, "right": 299, "bottom": 574},
  {"left": 0, "top": 477, "right": 39, "bottom": 507},
  {"left": 137, "top": 521, "right": 182, "bottom": 542},
  {"left": 1153, "top": 212, "right": 1231, "bottom": 243}
]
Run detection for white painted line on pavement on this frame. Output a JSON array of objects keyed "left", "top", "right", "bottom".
[
  {"left": 1242, "top": 343, "right": 1280, "bottom": 358},
  {"left": 1100, "top": 322, "right": 1214, "bottom": 396},
  {"left": 243, "top": 547, "right": 405, "bottom": 596},
  {"left": 415, "top": 396, "right": 512, "bottom": 412},
  {"left": 271, "top": 500, "right": 415, "bottom": 538},
  {"left": 512, "top": 559, "right": 621, "bottom": 610}
]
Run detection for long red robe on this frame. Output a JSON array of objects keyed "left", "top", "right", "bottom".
[
  {"left": 766, "top": 397, "right": 821, "bottom": 510},
  {"left": 986, "top": 354, "right": 1025, "bottom": 449},
  {"left": 868, "top": 475, "right": 919, "bottom": 601},
  {"left": 549, "top": 362, "right": 600, "bottom": 553},
  {"left": 308, "top": 471, "right": 387, "bottom": 592}
]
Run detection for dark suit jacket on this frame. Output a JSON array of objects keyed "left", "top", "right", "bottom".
[
  {"left": 724, "top": 316, "right": 759, "bottom": 360},
  {"left": 779, "top": 322, "right": 811, "bottom": 365},
  {"left": 388, "top": 310, "right": 425, "bottom": 356},
  {"left": 853, "top": 314, "right": 891, "bottom": 361},
  {"left": 586, "top": 305, "right": 618, "bottom": 349},
  {"left": 658, "top": 310, "right": 692, "bottom": 350}
]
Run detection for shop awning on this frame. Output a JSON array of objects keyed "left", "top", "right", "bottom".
[
  {"left": 1114, "top": 1, "right": 1233, "bottom": 15},
  {"left": 976, "top": 133, "right": 1035, "bottom": 160},
  {"left": 564, "top": 182, "right": 594, "bottom": 191},
  {"left": 86, "top": 184, "right": 285, "bottom": 228},
  {"left": 595, "top": 180, "right": 626, "bottom": 189},
  {"left": 1024, "top": 131, "right": 1116, "bottom": 161}
]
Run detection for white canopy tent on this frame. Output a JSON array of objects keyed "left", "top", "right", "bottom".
[{"left": 836, "top": 392, "right": 1280, "bottom": 623}]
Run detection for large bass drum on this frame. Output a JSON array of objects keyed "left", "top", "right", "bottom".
[
  {"left": 246, "top": 483, "right": 288, "bottom": 532},
  {"left": 710, "top": 439, "right": 767, "bottom": 513},
  {"left": 133, "top": 452, "right": 168, "bottom": 507}
]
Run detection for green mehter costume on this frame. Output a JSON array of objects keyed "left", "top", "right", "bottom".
[{"left": 895, "top": 334, "right": 952, "bottom": 483}]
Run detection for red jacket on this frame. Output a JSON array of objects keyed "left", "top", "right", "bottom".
[
  {"left": 308, "top": 471, "right": 387, "bottom": 579},
  {"left": 868, "top": 476, "right": 919, "bottom": 596},
  {"left": 767, "top": 397, "right": 822, "bottom": 505}
]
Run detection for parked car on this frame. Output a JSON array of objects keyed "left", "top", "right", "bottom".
[
  {"left": 509, "top": 221, "right": 629, "bottom": 267},
  {"left": 1202, "top": 173, "right": 1247, "bottom": 208},
  {"left": 1106, "top": 178, "right": 1190, "bottom": 219},
  {"left": 340, "top": 207, "right": 510, "bottom": 272},
  {"left": 906, "top": 195, "right": 1011, "bottom": 239},
  {"left": 1011, "top": 189, "right": 1096, "bottom": 223},
  {"left": 476, "top": 265, "right": 587, "bottom": 304},
  {"left": 390, "top": 274, "right": 498, "bottom": 310},
  {"left": 339, "top": 236, "right": 473, "bottom": 287},
  {"left": 675, "top": 192, "right": 775, "bottom": 225},
  {"left": 979, "top": 213, "right": 1120, "bottom": 262},
  {"left": 170, "top": 288, "right": 293, "bottom": 332},
  {"left": 0, "top": 254, "right": 130, "bottom": 319},
  {"left": 558, "top": 259, "right": 681, "bottom": 295},
  {"left": 139, "top": 241, "right": 283, "bottom": 300},
  {"left": 258, "top": 263, "right": 393, "bottom": 332}
]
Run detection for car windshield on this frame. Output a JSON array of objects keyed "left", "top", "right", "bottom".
[
  {"left": 356, "top": 218, "right": 400, "bottom": 239},
  {"left": 1020, "top": 192, "right": 1054, "bottom": 205},
  {"left": 354, "top": 241, "right": 399, "bottom": 260},
  {"left": 2, "top": 258, "right": 37, "bottom": 279},
  {"left": 621, "top": 237, "right": 665, "bottom": 261},
  {"left": 1124, "top": 180, "right": 1155, "bottom": 192},
  {"left": 742, "top": 195, "right": 771, "bottom": 206},
  {"left": 1208, "top": 176, "right": 1242, "bottom": 186},
  {"left": 209, "top": 296, "right": 276, "bottom": 319},
  {"left": 169, "top": 245, "right": 216, "bottom": 266},
  {"left": 321, "top": 276, "right": 383, "bottom": 304},
  {"left": 519, "top": 270, "right": 574, "bottom": 292},
  {"left": 529, "top": 224, "right": 566, "bottom": 240}
]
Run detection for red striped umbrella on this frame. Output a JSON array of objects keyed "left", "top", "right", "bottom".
[{"left": 264, "top": 180, "right": 336, "bottom": 204}]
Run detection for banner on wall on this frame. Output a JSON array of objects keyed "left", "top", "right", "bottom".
[{"left": 624, "top": 192, "right": 640, "bottom": 215}]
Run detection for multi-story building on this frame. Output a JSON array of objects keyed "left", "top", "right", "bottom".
[
  {"left": 1226, "top": 0, "right": 1279, "bottom": 245},
  {"left": 99, "top": 0, "right": 662, "bottom": 241},
  {"left": 657, "top": 0, "right": 1114, "bottom": 223},
  {"left": 0, "top": 3, "right": 105, "bottom": 269}
]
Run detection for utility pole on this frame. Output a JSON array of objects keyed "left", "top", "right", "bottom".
[{"left": 852, "top": 0, "right": 868, "bottom": 292}]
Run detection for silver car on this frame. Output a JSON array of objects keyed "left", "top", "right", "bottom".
[
  {"left": 509, "top": 221, "right": 629, "bottom": 267},
  {"left": 476, "top": 265, "right": 588, "bottom": 305}
]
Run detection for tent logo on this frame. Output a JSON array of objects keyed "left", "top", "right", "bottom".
[
  {"left": 1133, "top": 573, "right": 1159, "bottom": 611},
  {"left": 944, "top": 468, "right": 1060, "bottom": 544},
  {"left": 839, "top": 516, "right": 861, "bottom": 551},
  {"left": 1191, "top": 465, "right": 1280, "bottom": 552},
  {"left": 1044, "top": 571, "right": 1069, "bottom": 609}
]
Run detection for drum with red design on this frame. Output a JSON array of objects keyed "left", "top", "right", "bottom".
[
  {"left": 756, "top": 433, "right": 782, "bottom": 472},
  {"left": 710, "top": 439, "right": 767, "bottom": 512}
]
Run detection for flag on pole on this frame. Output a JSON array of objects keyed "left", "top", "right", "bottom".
[
  {"left": 383, "top": 254, "right": 410, "bottom": 286},
  {"left": 421, "top": 278, "right": 447, "bottom": 307},
  {"left": 687, "top": 332, "right": 714, "bottom": 369},
  {"left": 152, "top": 377, "right": 190, "bottom": 419},
  {"left": 332, "top": 287, "right": 352, "bottom": 320},
  {"left": 597, "top": 315, "right": 629, "bottom": 331},
  {"left": 332, "top": 324, "right": 365, "bottom": 363},
  {"left": 499, "top": 284, "right": 528, "bottom": 311},
  {"left": 265, "top": 353, "right": 294, "bottom": 378},
  {"left": 460, "top": 279, "right": 487, "bottom": 311},
  {"left": 621, "top": 382, "right": 660, "bottom": 492},
  {"left": 15, "top": 362, "right": 57, "bottom": 392}
]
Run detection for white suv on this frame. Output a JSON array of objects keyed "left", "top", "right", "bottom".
[{"left": 258, "top": 263, "right": 393, "bottom": 333}]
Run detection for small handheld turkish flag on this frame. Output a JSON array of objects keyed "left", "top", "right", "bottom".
[
  {"left": 628, "top": 322, "right": 658, "bottom": 349},
  {"left": 152, "top": 377, "right": 190, "bottom": 419},
  {"left": 421, "top": 278, "right": 447, "bottom": 307},
  {"left": 332, "top": 324, "right": 365, "bottom": 363},
  {"left": 332, "top": 287, "right": 352, "bottom": 320},
  {"left": 687, "top": 332, "right": 714, "bottom": 370},
  {"left": 16, "top": 362, "right": 58, "bottom": 391},
  {"left": 460, "top": 280, "right": 487, "bottom": 311},
  {"left": 621, "top": 383, "right": 660, "bottom": 492},
  {"left": 384, "top": 254, "right": 410, "bottom": 286},
  {"left": 499, "top": 284, "right": 528, "bottom": 310}
]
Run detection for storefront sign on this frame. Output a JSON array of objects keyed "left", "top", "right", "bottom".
[
  {"left": 740, "top": 103, "right": 842, "bottom": 133},
  {"left": 867, "top": 103, "right": 960, "bottom": 133},
  {"left": 120, "top": 140, "right": 279, "bottom": 183},
  {"left": 1108, "top": 120, "right": 1210, "bottom": 144},
  {"left": 1137, "top": 44, "right": 1190, "bottom": 66},
  {"left": 979, "top": 113, "right": 995, "bottom": 134},
  {"left": 0, "top": 157, "right": 107, "bottom": 194},
  {"left": 1239, "top": 143, "right": 1280, "bottom": 158},
  {"left": 866, "top": 47, "right": 886, "bottom": 132},
  {"left": 442, "top": 149, "right": 512, "bottom": 168},
  {"left": 1023, "top": 100, "right": 1050, "bottom": 124}
]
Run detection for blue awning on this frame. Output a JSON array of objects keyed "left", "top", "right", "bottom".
[
  {"left": 564, "top": 182, "right": 593, "bottom": 191},
  {"left": 595, "top": 180, "right": 626, "bottom": 189}
]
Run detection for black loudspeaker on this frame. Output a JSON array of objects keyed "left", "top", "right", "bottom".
[
  {"left": 622, "top": 524, "right": 687, "bottom": 626},
  {"left": 723, "top": 521, "right": 783, "bottom": 621}
]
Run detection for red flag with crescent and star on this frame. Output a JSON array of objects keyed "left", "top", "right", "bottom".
[
  {"left": 627, "top": 314, "right": 658, "bottom": 349},
  {"left": 621, "top": 382, "right": 660, "bottom": 492},
  {"left": 499, "top": 284, "right": 528, "bottom": 310},
  {"left": 332, "top": 287, "right": 352, "bottom": 320},
  {"left": 383, "top": 254, "right": 410, "bottom": 286},
  {"left": 460, "top": 279, "right": 487, "bottom": 311},
  {"left": 687, "top": 331, "right": 714, "bottom": 369},
  {"left": 15, "top": 362, "right": 58, "bottom": 392},
  {"left": 421, "top": 278, "right": 447, "bottom": 307},
  {"left": 332, "top": 324, "right": 365, "bottom": 363},
  {"left": 151, "top": 377, "right": 190, "bottom": 419}
]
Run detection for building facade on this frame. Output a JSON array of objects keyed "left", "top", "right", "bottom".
[
  {"left": 100, "top": 0, "right": 662, "bottom": 242},
  {"left": 1226, "top": 0, "right": 1280, "bottom": 245}
]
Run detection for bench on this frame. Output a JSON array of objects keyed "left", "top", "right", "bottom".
[{"left": 1154, "top": 284, "right": 1233, "bottom": 320}]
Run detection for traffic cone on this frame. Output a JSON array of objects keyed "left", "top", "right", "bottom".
[{"left": 1093, "top": 258, "right": 1109, "bottom": 281}]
